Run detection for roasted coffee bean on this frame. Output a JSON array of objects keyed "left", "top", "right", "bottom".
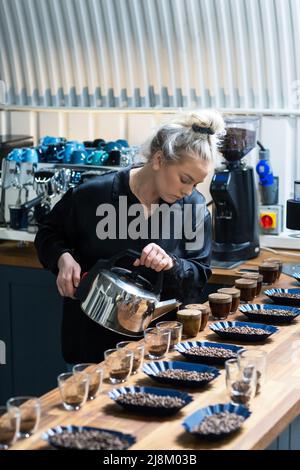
[
  {"left": 109, "top": 369, "right": 129, "bottom": 381},
  {"left": 230, "top": 380, "right": 252, "bottom": 405},
  {"left": 49, "top": 429, "right": 130, "bottom": 450},
  {"left": 223, "top": 326, "right": 266, "bottom": 335},
  {"left": 188, "top": 345, "right": 237, "bottom": 359},
  {"left": 250, "top": 309, "right": 295, "bottom": 317},
  {"left": 20, "top": 418, "right": 37, "bottom": 434},
  {"left": 115, "top": 392, "right": 185, "bottom": 408},
  {"left": 271, "top": 293, "right": 300, "bottom": 299},
  {"left": 192, "top": 411, "right": 245, "bottom": 435},
  {"left": 157, "top": 369, "right": 215, "bottom": 382},
  {"left": 148, "top": 345, "right": 168, "bottom": 356}
]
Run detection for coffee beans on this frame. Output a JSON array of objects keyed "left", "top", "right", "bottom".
[
  {"left": 157, "top": 369, "right": 215, "bottom": 383},
  {"left": 251, "top": 309, "right": 295, "bottom": 317},
  {"left": 115, "top": 392, "right": 186, "bottom": 409},
  {"left": 230, "top": 380, "right": 252, "bottom": 406},
  {"left": 49, "top": 429, "right": 130, "bottom": 450},
  {"left": 223, "top": 326, "right": 266, "bottom": 335},
  {"left": 192, "top": 411, "right": 245, "bottom": 435},
  {"left": 188, "top": 345, "right": 238, "bottom": 360},
  {"left": 271, "top": 293, "right": 300, "bottom": 299}
]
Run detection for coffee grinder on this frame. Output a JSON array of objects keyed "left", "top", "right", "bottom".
[{"left": 210, "top": 116, "right": 260, "bottom": 261}]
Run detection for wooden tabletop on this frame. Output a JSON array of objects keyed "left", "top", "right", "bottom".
[{"left": 9, "top": 250, "right": 300, "bottom": 450}]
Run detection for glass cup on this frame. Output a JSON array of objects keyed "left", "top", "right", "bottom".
[
  {"left": 72, "top": 364, "right": 103, "bottom": 400},
  {"left": 217, "top": 288, "right": 240, "bottom": 313},
  {"left": 176, "top": 309, "right": 202, "bottom": 337},
  {"left": 208, "top": 293, "right": 232, "bottom": 320},
  {"left": 225, "top": 359, "right": 257, "bottom": 408},
  {"left": 0, "top": 406, "right": 20, "bottom": 449},
  {"left": 57, "top": 372, "right": 89, "bottom": 411},
  {"left": 237, "top": 349, "right": 267, "bottom": 395},
  {"left": 104, "top": 348, "right": 133, "bottom": 384},
  {"left": 6, "top": 396, "right": 41, "bottom": 438},
  {"left": 143, "top": 328, "right": 171, "bottom": 359},
  {"left": 116, "top": 341, "right": 145, "bottom": 374},
  {"left": 184, "top": 304, "right": 210, "bottom": 331},
  {"left": 156, "top": 321, "right": 183, "bottom": 350}
]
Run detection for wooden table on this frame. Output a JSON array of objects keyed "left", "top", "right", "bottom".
[{"left": 9, "top": 250, "right": 300, "bottom": 450}]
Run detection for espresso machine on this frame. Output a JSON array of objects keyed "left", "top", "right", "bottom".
[{"left": 210, "top": 116, "right": 260, "bottom": 262}]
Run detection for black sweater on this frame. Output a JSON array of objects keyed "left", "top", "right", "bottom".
[{"left": 34, "top": 166, "right": 212, "bottom": 363}]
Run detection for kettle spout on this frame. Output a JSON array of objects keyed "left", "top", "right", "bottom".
[{"left": 153, "top": 299, "right": 181, "bottom": 321}]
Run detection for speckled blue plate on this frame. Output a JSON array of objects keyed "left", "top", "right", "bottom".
[
  {"left": 142, "top": 360, "right": 220, "bottom": 388},
  {"left": 42, "top": 425, "right": 136, "bottom": 450},
  {"left": 209, "top": 320, "right": 278, "bottom": 342},
  {"left": 264, "top": 288, "right": 300, "bottom": 307},
  {"left": 182, "top": 403, "right": 251, "bottom": 440},
  {"left": 175, "top": 341, "right": 245, "bottom": 365},
  {"left": 108, "top": 385, "right": 193, "bottom": 416},
  {"left": 239, "top": 303, "right": 300, "bottom": 324}
]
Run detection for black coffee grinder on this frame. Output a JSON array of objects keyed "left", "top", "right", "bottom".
[{"left": 210, "top": 116, "right": 260, "bottom": 261}]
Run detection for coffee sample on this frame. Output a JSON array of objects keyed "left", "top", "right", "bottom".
[
  {"left": 0, "top": 428, "right": 16, "bottom": 446},
  {"left": 184, "top": 304, "right": 209, "bottom": 331},
  {"left": 177, "top": 309, "right": 201, "bottom": 337},
  {"left": 230, "top": 380, "right": 252, "bottom": 406},
  {"left": 235, "top": 278, "right": 257, "bottom": 302},
  {"left": 157, "top": 369, "right": 215, "bottom": 383},
  {"left": 188, "top": 345, "right": 238, "bottom": 360},
  {"left": 156, "top": 321, "right": 183, "bottom": 349},
  {"left": 192, "top": 411, "right": 245, "bottom": 435},
  {"left": 109, "top": 369, "right": 130, "bottom": 382},
  {"left": 222, "top": 326, "right": 266, "bottom": 335},
  {"left": 241, "top": 273, "right": 263, "bottom": 296},
  {"left": 208, "top": 293, "right": 232, "bottom": 320},
  {"left": 49, "top": 429, "right": 131, "bottom": 450},
  {"left": 265, "top": 258, "right": 283, "bottom": 279},
  {"left": 115, "top": 392, "right": 186, "bottom": 409},
  {"left": 217, "top": 288, "right": 240, "bottom": 313},
  {"left": 270, "top": 292, "right": 300, "bottom": 300},
  {"left": 250, "top": 308, "right": 296, "bottom": 317},
  {"left": 258, "top": 263, "right": 278, "bottom": 284}
]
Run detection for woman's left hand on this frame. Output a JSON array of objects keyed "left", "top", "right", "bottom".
[{"left": 133, "top": 243, "right": 174, "bottom": 272}]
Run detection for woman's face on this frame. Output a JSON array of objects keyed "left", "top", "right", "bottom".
[{"left": 152, "top": 152, "right": 211, "bottom": 203}]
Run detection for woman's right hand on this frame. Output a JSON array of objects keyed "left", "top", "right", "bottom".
[{"left": 57, "top": 252, "right": 81, "bottom": 299}]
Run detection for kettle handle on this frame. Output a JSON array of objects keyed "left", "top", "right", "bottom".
[
  {"left": 107, "top": 248, "right": 163, "bottom": 295},
  {"left": 74, "top": 259, "right": 107, "bottom": 301}
]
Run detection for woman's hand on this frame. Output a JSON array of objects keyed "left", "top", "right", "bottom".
[
  {"left": 133, "top": 243, "right": 174, "bottom": 272},
  {"left": 57, "top": 252, "right": 81, "bottom": 298}
]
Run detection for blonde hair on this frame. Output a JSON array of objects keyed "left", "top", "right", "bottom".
[{"left": 142, "top": 109, "right": 225, "bottom": 163}]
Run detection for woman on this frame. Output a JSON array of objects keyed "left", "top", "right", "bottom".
[{"left": 34, "top": 109, "right": 224, "bottom": 363}]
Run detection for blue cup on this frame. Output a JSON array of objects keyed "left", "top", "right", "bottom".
[
  {"left": 6, "top": 148, "right": 24, "bottom": 162},
  {"left": 116, "top": 139, "right": 129, "bottom": 148},
  {"left": 88, "top": 149, "right": 108, "bottom": 166},
  {"left": 39, "top": 136, "right": 65, "bottom": 146},
  {"left": 21, "top": 148, "right": 39, "bottom": 163},
  {"left": 104, "top": 141, "right": 122, "bottom": 152},
  {"left": 70, "top": 150, "right": 92, "bottom": 165}
]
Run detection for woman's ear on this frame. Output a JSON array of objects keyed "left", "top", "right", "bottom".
[{"left": 151, "top": 151, "right": 164, "bottom": 170}]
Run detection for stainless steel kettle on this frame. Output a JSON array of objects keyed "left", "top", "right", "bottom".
[{"left": 75, "top": 249, "right": 180, "bottom": 337}]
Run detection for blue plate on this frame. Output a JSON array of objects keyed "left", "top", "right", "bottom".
[
  {"left": 109, "top": 385, "right": 193, "bottom": 416},
  {"left": 175, "top": 341, "right": 245, "bottom": 365},
  {"left": 209, "top": 321, "right": 278, "bottom": 342},
  {"left": 239, "top": 303, "right": 300, "bottom": 324},
  {"left": 264, "top": 288, "right": 300, "bottom": 307},
  {"left": 182, "top": 403, "right": 251, "bottom": 440},
  {"left": 293, "top": 273, "right": 300, "bottom": 283},
  {"left": 142, "top": 360, "right": 220, "bottom": 388},
  {"left": 42, "top": 425, "right": 136, "bottom": 450}
]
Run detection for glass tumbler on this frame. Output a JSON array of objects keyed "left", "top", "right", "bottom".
[
  {"left": 225, "top": 359, "right": 257, "bottom": 408},
  {"left": 0, "top": 406, "right": 20, "bottom": 449},
  {"left": 72, "top": 363, "right": 103, "bottom": 400},
  {"left": 143, "top": 328, "right": 171, "bottom": 359},
  {"left": 6, "top": 396, "right": 41, "bottom": 438},
  {"left": 116, "top": 342, "right": 145, "bottom": 374},
  {"left": 104, "top": 348, "right": 133, "bottom": 384},
  {"left": 237, "top": 349, "right": 267, "bottom": 394},
  {"left": 156, "top": 321, "right": 183, "bottom": 350},
  {"left": 57, "top": 372, "right": 89, "bottom": 411}
]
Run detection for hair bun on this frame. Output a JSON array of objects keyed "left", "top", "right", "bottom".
[{"left": 192, "top": 123, "right": 214, "bottom": 135}]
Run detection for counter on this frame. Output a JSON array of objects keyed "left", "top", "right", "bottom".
[{"left": 5, "top": 245, "right": 300, "bottom": 450}]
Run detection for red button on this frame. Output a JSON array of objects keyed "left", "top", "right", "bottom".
[{"left": 261, "top": 214, "right": 273, "bottom": 229}]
